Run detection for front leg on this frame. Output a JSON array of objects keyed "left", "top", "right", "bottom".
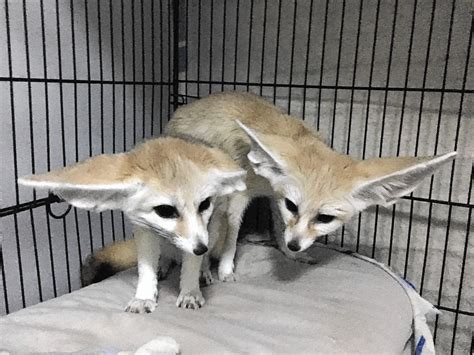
[
  {"left": 218, "top": 193, "right": 249, "bottom": 281},
  {"left": 269, "top": 197, "right": 288, "bottom": 253},
  {"left": 176, "top": 253, "right": 205, "bottom": 309},
  {"left": 200, "top": 254, "right": 213, "bottom": 286},
  {"left": 125, "top": 227, "right": 161, "bottom": 314}
]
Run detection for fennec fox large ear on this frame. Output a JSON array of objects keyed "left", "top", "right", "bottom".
[
  {"left": 350, "top": 152, "right": 457, "bottom": 210},
  {"left": 236, "top": 120, "right": 286, "bottom": 182},
  {"left": 18, "top": 153, "right": 142, "bottom": 212}
]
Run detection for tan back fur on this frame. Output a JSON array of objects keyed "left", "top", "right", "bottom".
[{"left": 167, "top": 92, "right": 456, "bottom": 252}]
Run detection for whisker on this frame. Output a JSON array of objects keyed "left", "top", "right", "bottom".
[{"left": 132, "top": 218, "right": 182, "bottom": 249}]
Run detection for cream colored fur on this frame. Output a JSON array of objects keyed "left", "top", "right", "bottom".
[
  {"left": 18, "top": 137, "right": 246, "bottom": 313},
  {"left": 166, "top": 91, "right": 456, "bottom": 260}
]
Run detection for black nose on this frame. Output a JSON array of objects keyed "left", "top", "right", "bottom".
[
  {"left": 193, "top": 243, "right": 208, "bottom": 256},
  {"left": 287, "top": 240, "right": 301, "bottom": 252}
]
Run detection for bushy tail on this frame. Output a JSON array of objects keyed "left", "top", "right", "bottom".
[{"left": 81, "top": 239, "right": 137, "bottom": 286}]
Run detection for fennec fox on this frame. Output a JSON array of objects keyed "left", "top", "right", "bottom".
[
  {"left": 19, "top": 137, "right": 246, "bottom": 313},
  {"left": 166, "top": 91, "right": 456, "bottom": 279}
]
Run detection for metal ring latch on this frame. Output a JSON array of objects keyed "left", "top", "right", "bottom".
[{"left": 45, "top": 193, "right": 72, "bottom": 219}]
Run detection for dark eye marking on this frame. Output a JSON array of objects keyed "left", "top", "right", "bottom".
[
  {"left": 154, "top": 205, "right": 179, "bottom": 219},
  {"left": 285, "top": 198, "right": 298, "bottom": 214},
  {"left": 198, "top": 197, "right": 211, "bottom": 213},
  {"left": 315, "top": 214, "right": 335, "bottom": 223}
]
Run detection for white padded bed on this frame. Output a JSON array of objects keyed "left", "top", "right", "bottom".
[{"left": 0, "top": 241, "right": 435, "bottom": 354}]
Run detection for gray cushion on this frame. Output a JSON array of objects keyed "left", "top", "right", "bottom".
[{"left": 0, "top": 243, "right": 413, "bottom": 353}]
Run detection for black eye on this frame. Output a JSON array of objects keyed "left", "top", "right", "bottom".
[
  {"left": 285, "top": 198, "right": 298, "bottom": 214},
  {"left": 316, "top": 214, "right": 335, "bottom": 223},
  {"left": 198, "top": 197, "right": 211, "bottom": 213},
  {"left": 154, "top": 205, "right": 179, "bottom": 219}
]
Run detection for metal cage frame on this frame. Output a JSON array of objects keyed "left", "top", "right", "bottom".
[{"left": 1, "top": 0, "right": 472, "bottom": 353}]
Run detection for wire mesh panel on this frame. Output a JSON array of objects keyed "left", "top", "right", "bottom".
[
  {"left": 0, "top": 0, "right": 173, "bottom": 314},
  {"left": 178, "top": 0, "right": 473, "bottom": 353}
]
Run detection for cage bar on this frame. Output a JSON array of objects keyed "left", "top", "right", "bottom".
[{"left": 0, "top": 0, "right": 471, "bottom": 353}]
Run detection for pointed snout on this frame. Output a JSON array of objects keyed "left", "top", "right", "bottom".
[
  {"left": 287, "top": 239, "right": 301, "bottom": 252},
  {"left": 193, "top": 242, "right": 208, "bottom": 256}
]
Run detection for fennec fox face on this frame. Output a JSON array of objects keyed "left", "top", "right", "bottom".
[
  {"left": 18, "top": 137, "right": 246, "bottom": 255},
  {"left": 237, "top": 121, "right": 456, "bottom": 253}
]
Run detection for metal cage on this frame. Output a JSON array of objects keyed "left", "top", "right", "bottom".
[{"left": 1, "top": 0, "right": 472, "bottom": 353}]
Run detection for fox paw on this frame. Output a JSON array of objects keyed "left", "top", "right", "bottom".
[
  {"left": 218, "top": 262, "right": 237, "bottom": 282},
  {"left": 200, "top": 270, "right": 214, "bottom": 286},
  {"left": 218, "top": 271, "right": 237, "bottom": 282},
  {"left": 125, "top": 298, "right": 157, "bottom": 313},
  {"left": 176, "top": 290, "right": 205, "bottom": 309}
]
